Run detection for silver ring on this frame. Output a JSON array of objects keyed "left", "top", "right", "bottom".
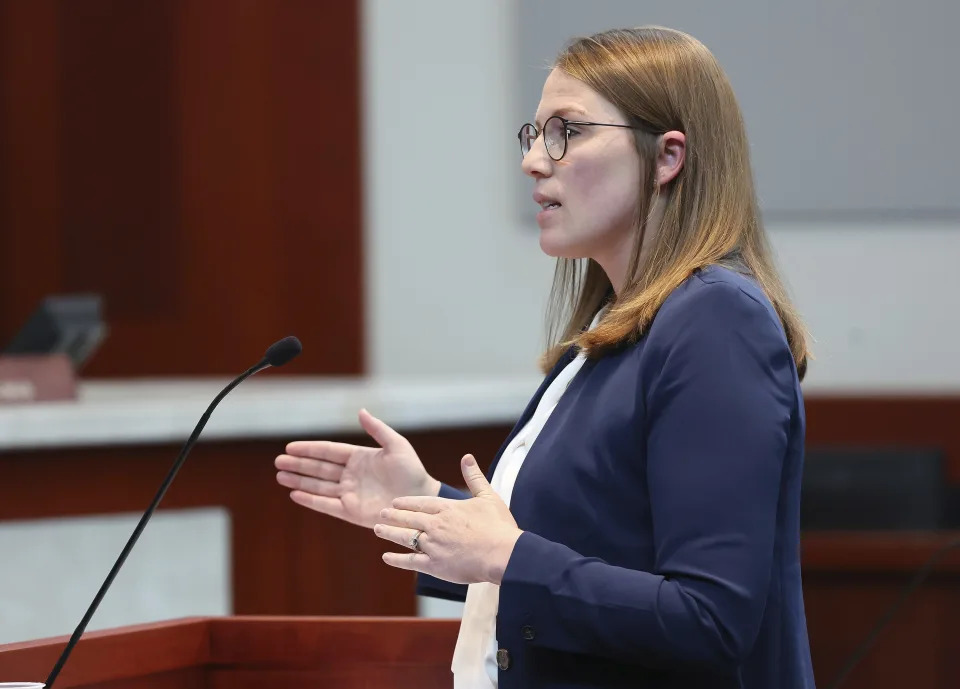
[{"left": 410, "top": 529, "right": 424, "bottom": 553}]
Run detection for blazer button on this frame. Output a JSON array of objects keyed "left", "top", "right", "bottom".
[
  {"left": 521, "top": 625, "right": 536, "bottom": 641},
  {"left": 496, "top": 648, "right": 511, "bottom": 671}
]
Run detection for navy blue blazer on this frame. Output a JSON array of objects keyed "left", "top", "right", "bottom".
[{"left": 418, "top": 266, "right": 815, "bottom": 689}]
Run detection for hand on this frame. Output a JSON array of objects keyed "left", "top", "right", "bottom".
[
  {"left": 275, "top": 408, "right": 441, "bottom": 529},
  {"left": 374, "top": 454, "right": 523, "bottom": 585}
]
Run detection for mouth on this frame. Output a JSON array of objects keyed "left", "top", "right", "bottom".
[{"left": 533, "top": 191, "right": 561, "bottom": 213}]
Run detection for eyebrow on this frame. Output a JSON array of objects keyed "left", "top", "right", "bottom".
[{"left": 534, "top": 106, "right": 588, "bottom": 129}]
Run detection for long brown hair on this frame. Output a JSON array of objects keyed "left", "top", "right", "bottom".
[{"left": 539, "top": 27, "right": 810, "bottom": 380}]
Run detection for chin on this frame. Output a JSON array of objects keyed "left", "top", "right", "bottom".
[{"left": 538, "top": 231, "right": 589, "bottom": 260}]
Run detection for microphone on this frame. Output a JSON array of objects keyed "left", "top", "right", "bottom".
[
  {"left": 43, "top": 336, "right": 303, "bottom": 689},
  {"left": 264, "top": 336, "right": 302, "bottom": 367}
]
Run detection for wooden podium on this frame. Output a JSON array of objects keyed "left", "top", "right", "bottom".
[{"left": 0, "top": 617, "right": 460, "bottom": 688}]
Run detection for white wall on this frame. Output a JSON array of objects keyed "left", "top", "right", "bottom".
[
  {"left": 0, "top": 508, "right": 230, "bottom": 644},
  {"left": 768, "top": 221, "right": 960, "bottom": 393},
  {"left": 364, "top": 0, "right": 554, "bottom": 379},
  {"left": 363, "top": 0, "right": 960, "bottom": 393}
]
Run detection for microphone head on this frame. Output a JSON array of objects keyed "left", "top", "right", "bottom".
[{"left": 264, "top": 336, "right": 302, "bottom": 367}]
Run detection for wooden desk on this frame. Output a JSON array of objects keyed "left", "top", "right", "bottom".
[{"left": 0, "top": 616, "right": 460, "bottom": 688}]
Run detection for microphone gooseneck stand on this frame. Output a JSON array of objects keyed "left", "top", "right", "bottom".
[{"left": 44, "top": 336, "right": 301, "bottom": 689}]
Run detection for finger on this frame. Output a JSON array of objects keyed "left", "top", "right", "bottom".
[
  {"left": 284, "top": 441, "right": 354, "bottom": 465},
  {"left": 276, "top": 471, "right": 342, "bottom": 498},
  {"left": 275, "top": 455, "right": 345, "bottom": 481},
  {"left": 359, "top": 408, "right": 405, "bottom": 451},
  {"left": 373, "top": 524, "right": 424, "bottom": 551},
  {"left": 378, "top": 508, "right": 432, "bottom": 531},
  {"left": 275, "top": 454, "right": 345, "bottom": 481},
  {"left": 392, "top": 495, "right": 448, "bottom": 514},
  {"left": 461, "top": 454, "right": 493, "bottom": 498},
  {"left": 289, "top": 490, "right": 346, "bottom": 520},
  {"left": 382, "top": 551, "right": 431, "bottom": 573}
]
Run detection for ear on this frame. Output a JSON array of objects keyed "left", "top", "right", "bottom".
[{"left": 655, "top": 131, "right": 686, "bottom": 187}]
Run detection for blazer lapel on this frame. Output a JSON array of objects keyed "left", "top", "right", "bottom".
[{"left": 485, "top": 344, "right": 579, "bottom": 478}]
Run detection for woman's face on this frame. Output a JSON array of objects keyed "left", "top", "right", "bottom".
[{"left": 522, "top": 69, "right": 642, "bottom": 275}]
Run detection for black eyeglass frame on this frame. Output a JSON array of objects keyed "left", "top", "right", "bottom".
[{"left": 517, "top": 115, "right": 666, "bottom": 161}]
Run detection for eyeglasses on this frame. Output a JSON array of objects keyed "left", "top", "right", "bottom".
[{"left": 517, "top": 115, "right": 664, "bottom": 161}]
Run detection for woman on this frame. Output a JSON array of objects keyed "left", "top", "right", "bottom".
[{"left": 275, "top": 26, "right": 815, "bottom": 689}]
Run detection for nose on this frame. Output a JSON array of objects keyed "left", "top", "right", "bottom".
[{"left": 521, "top": 133, "right": 552, "bottom": 179}]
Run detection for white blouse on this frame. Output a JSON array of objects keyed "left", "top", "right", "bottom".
[{"left": 451, "top": 309, "right": 605, "bottom": 688}]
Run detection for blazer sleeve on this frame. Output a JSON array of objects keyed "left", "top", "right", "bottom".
[
  {"left": 415, "top": 482, "right": 471, "bottom": 601},
  {"left": 497, "top": 280, "right": 796, "bottom": 671}
]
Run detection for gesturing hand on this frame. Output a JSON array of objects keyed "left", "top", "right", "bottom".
[
  {"left": 275, "top": 409, "right": 440, "bottom": 529},
  {"left": 374, "top": 454, "right": 523, "bottom": 585}
]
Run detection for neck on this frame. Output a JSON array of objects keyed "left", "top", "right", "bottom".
[{"left": 603, "top": 193, "right": 667, "bottom": 296}]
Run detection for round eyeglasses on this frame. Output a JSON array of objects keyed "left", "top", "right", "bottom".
[{"left": 517, "top": 115, "right": 664, "bottom": 161}]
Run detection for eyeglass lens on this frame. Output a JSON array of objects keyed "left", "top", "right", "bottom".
[{"left": 518, "top": 116, "right": 568, "bottom": 160}]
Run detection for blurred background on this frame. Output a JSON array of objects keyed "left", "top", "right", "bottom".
[{"left": 1, "top": 1, "right": 958, "bottom": 687}]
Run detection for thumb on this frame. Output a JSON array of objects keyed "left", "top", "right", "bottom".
[
  {"left": 461, "top": 454, "right": 492, "bottom": 497},
  {"left": 358, "top": 408, "right": 403, "bottom": 450}
]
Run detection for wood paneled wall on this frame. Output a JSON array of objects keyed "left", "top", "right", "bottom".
[
  {"left": 806, "top": 396, "right": 960, "bottom": 483},
  {"left": 0, "top": 425, "right": 513, "bottom": 617},
  {"left": 1, "top": 396, "right": 960, "bottom": 688},
  {"left": 0, "top": 0, "right": 363, "bottom": 376}
]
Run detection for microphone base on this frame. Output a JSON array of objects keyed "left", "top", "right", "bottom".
[{"left": 0, "top": 354, "right": 76, "bottom": 404}]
